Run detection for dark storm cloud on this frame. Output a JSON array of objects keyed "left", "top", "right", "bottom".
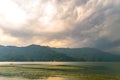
[
  {"left": 93, "top": 37, "right": 120, "bottom": 50},
  {"left": 66, "top": 0, "right": 120, "bottom": 49}
]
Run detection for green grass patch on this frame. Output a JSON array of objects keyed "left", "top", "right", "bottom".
[{"left": 0, "top": 64, "right": 119, "bottom": 80}]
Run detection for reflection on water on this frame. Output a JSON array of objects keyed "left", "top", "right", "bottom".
[
  {"left": 0, "top": 62, "right": 120, "bottom": 66},
  {"left": 0, "top": 77, "right": 29, "bottom": 80},
  {"left": 0, "top": 77, "right": 68, "bottom": 80},
  {"left": 47, "top": 77, "right": 68, "bottom": 80},
  {"left": 0, "top": 62, "right": 119, "bottom": 80}
]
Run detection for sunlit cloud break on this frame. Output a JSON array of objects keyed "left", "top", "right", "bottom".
[{"left": 0, "top": 0, "right": 120, "bottom": 51}]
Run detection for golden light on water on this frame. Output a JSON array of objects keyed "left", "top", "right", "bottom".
[{"left": 47, "top": 77, "right": 67, "bottom": 80}]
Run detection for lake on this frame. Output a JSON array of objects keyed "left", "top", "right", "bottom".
[
  {"left": 0, "top": 62, "right": 120, "bottom": 80},
  {"left": 0, "top": 62, "right": 120, "bottom": 66}
]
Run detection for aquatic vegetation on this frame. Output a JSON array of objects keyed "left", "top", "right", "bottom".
[{"left": 0, "top": 64, "right": 119, "bottom": 80}]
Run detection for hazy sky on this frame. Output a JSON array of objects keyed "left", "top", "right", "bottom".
[{"left": 0, "top": 0, "right": 120, "bottom": 51}]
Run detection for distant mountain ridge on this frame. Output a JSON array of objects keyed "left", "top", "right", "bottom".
[{"left": 0, "top": 44, "right": 120, "bottom": 61}]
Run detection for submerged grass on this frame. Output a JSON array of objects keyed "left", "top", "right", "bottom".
[{"left": 0, "top": 64, "right": 119, "bottom": 80}]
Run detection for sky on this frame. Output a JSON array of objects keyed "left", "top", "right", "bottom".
[{"left": 0, "top": 0, "right": 120, "bottom": 52}]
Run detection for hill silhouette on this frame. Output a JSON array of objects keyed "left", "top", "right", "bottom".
[{"left": 0, "top": 45, "right": 120, "bottom": 61}]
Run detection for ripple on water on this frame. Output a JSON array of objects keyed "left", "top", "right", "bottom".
[
  {"left": 46, "top": 77, "right": 69, "bottom": 80},
  {"left": 0, "top": 77, "right": 29, "bottom": 80},
  {"left": 0, "top": 76, "right": 72, "bottom": 80}
]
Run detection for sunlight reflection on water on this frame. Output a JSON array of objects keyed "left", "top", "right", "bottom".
[
  {"left": 47, "top": 77, "right": 68, "bottom": 80},
  {"left": 0, "top": 62, "right": 119, "bottom": 66}
]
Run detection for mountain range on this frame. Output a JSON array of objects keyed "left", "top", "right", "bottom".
[{"left": 0, "top": 44, "right": 120, "bottom": 61}]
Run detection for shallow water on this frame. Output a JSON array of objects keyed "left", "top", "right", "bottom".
[
  {"left": 0, "top": 62, "right": 120, "bottom": 66},
  {"left": 47, "top": 77, "right": 68, "bottom": 80},
  {"left": 0, "top": 62, "right": 120, "bottom": 80},
  {"left": 0, "top": 77, "right": 29, "bottom": 80},
  {"left": 0, "top": 76, "right": 69, "bottom": 80}
]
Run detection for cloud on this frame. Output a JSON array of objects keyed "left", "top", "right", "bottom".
[
  {"left": 91, "top": 37, "right": 120, "bottom": 50},
  {"left": 0, "top": 0, "right": 120, "bottom": 50}
]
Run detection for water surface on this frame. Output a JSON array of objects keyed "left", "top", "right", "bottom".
[{"left": 0, "top": 62, "right": 120, "bottom": 80}]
